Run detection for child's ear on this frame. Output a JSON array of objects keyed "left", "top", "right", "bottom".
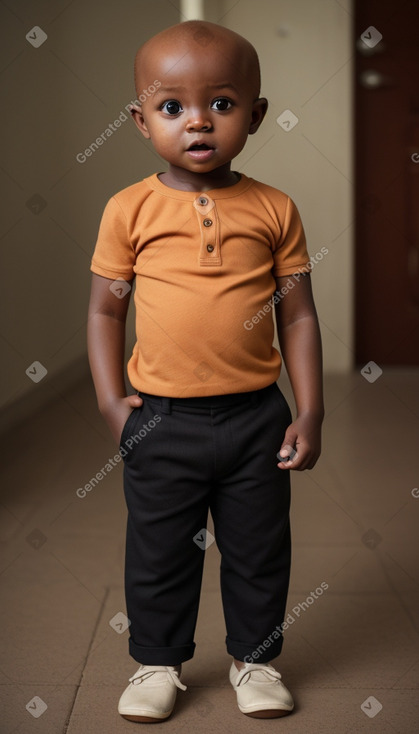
[
  {"left": 128, "top": 103, "right": 151, "bottom": 139},
  {"left": 248, "top": 97, "right": 268, "bottom": 135}
]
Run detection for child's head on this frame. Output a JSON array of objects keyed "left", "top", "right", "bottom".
[{"left": 130, "top": 21, "right": 268, "bottom": 177}]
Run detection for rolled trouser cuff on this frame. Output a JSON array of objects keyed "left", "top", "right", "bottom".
[
  {"left": 129, "top": 637, "right": 196, "bottom": 666},
  {"left": 226, "top": 635, "right": 284, "bottom": 664}
]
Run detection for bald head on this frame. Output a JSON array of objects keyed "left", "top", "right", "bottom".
[{"left": 134, "top": 20, "right": 262, "bottom": 102}]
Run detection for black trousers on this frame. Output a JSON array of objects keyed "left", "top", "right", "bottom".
[{"left": 120, "top": 381, "right": 292, "bottom": 666}]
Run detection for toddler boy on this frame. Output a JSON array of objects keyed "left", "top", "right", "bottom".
[{"left": 87, "top": 19, "right": 324, "bottom": 722}]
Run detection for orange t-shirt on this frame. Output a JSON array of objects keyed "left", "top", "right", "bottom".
[{"left": 91, "top": 172, "right": 310, "bottom": 397}]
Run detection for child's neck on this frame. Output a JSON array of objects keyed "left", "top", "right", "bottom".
[{"left": 158, "top": 164, "right": 240, "bottom": 192}]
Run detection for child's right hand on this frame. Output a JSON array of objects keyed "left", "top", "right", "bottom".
[{"left": 102, "top": 394, "right": 144, "bottom": 445}]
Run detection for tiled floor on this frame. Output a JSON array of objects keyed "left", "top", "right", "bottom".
[{"left": 1, "top": 369, "right": 418, "bottom": 733}]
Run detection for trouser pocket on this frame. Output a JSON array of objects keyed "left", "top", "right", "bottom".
[{"left": 119, "top": 405, "right": 143, "bottom": 450}]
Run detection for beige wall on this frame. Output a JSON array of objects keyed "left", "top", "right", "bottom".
[
  {"left": 0, "top": 0, "right": 353, "bottom": 416},
  {"left": 0, "top": 0, "right": 181, "bottom": 414}
]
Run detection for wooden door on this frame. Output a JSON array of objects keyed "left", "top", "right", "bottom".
[{"left": 354, "top": 0, "right": 419, "bottom": 365}]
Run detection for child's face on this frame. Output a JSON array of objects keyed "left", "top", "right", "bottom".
[{"left": 132, "top": 32, "right": 267, "bottom": 177}]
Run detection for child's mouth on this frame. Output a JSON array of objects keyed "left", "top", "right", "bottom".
[{"left": 186, "top": 143, "right": 215, "bottom": 161}]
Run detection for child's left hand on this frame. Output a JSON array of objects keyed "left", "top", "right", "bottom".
[{"left": 277, "top": 413, "right": 322, "bottom": 471}]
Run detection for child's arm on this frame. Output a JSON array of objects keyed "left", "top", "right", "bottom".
[
  {"left": 87, "top": 273, "right": 143, "bottom": 444},
  {"left": 274, "top": 273, "right": 324, "bottom": 470}
]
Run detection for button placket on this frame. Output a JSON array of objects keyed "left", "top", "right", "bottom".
[{"left": 193, "top": 194, "right": 221, "bottom": 266}]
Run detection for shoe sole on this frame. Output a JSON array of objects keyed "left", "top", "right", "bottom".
[
  {"left": 242, "top": 708, "right": 293, "bottom": 718},
  {"left": 119, "top": 711, "right": 172, "bottom": 722}
]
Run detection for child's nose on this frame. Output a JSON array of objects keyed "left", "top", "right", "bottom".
[{"left": 185, "top": 114, "right": 212, "bottom": 131}]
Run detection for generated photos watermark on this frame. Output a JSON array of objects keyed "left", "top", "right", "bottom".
[
  {"left": 244, "top": 247, "right": 328, "bottom": 331},
  {"left": 76, "top": 80, "right": 161, "bottom": 163},
  {"left": 243, "top": 582, "right": 328, "bottom": 663},
  {"left": 361, "top": 695, "right": 383, "bottom": 718},
  {"left": 76, "top": 413, "right": 161, "bottom": 498},
  {"left": 193, "top": 528, "right": 215, "bottom": 550}
]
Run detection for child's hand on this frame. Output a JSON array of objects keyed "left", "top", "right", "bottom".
[
  {"left": 277, "top": 414, "right": 322, "bottom": 471},
  {"left": 102, "top": 395, "right": 144, "bottom": 445}
]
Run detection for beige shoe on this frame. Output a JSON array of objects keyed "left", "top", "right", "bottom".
[
  {"left": 118, "top": 664, "right": 187, "bottom": 722},
  {"left": 229, "top": 661, "right": 294, "bottom": 718}
]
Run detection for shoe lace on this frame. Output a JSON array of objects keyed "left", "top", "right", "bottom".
[
  {"left": 129, "top": 665, "right": 187, "bottom": 691},
  {"left": 235, "top": 663, "right": 282, "bottom": 687}
]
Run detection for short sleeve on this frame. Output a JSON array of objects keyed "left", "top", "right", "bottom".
[
  {"left": 90, "top": 196, "right": 136, "bottom": 280},
  {"left": 272, "top": 197, "right": 310, "bottom": 277}
]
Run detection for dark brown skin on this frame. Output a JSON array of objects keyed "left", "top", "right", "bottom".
[
  {"left": 275, "top": 274, "right": 324, "bottom": 470},
  {"left": 87, "top": 273, "right": 140, "bottom": 444},
  {"left": 131, "top": 20, "right": 266, "bottom": 192},
  {"left": 87, "top": 19, "right": 324, "bottom": 676}
]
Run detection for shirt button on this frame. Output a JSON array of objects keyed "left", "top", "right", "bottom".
[
  {"left": 198, "top": 196, "right": 208, "bottom": 206},
  {"left": 203, "top": 219, "right": 213, "bottom": 227},
  {"left": 206, "top": 244, "right": 214, "bottom": 252}
]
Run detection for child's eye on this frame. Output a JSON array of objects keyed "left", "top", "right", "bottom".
[
  {"left": 161, "top": 100, "right": 183, "bottom": 115},
  {"left": 211, "top": 98, "right": 233, "bottom": 111}
]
